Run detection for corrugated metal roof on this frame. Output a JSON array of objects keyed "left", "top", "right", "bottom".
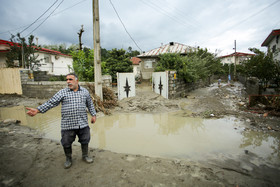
[{"left": 138, "top": 42, "right": 194, "bottom": 57}]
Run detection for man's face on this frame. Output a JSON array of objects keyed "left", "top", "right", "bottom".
[{"left": 66, "top": 75, "right": 79, "bottom": 91}]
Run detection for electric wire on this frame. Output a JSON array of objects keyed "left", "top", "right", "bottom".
[
  {"left": 198, "top": 0, "right": 280, "bottom": 46},
  {"left": 0, "top": 0, "right": 86, "bottom": 36},
  {"left": 140, "top": 0, "right": 197, "bottom": 29},
  {"left": 20, "top": 0, "right": 59, "bottom": 34},
  {"left": 25, "top": 0, "right": 64, "bottom": 37},
  {"left": 108, "top": 0, "right": 143, "bottom": 53}
]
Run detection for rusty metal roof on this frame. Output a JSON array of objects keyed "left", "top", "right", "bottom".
[{"left": 138, "top": 42, "right": 194, "bottom": 57}]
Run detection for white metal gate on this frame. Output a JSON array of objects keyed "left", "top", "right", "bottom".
[
  {"left": 152, "top": 71, "right": 169, "bottom": 99},
  {"left": 117, "top": 73, "right": 136, "bottom": 100}
]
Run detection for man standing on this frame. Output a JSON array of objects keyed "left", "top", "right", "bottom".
[{"left": 26, "top": 73, "right": 97, "bottom": 169}]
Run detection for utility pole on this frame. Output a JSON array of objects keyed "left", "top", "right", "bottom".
[
  {"left": 78, "top": 25, "right": 84, "bottom": 50},
  {"left": 233, "top": 40, "right": 237, "bottom": 81},
  {"left": 21, "top": 41, "right": 25, "bottom": 69},
  {"left": 93, "top": 0, "right": 103, "bottom": 101}
]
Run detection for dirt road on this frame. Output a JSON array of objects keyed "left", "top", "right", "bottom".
[{"left": 0, "top": 81, "right": 279, "bottom": 187}]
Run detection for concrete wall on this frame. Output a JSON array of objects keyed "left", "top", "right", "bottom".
[
  {"left": 36, "top": 52, "right": 73, "bottom": 76},
  {"left": 22, "top": 75, "right": 112, "bottom": 99},
  {"left": 168, "top": 71, "right": 214, "bottom": 99},
  {"left": 139, "top": 58, "right": 157, "bottom": 80},
  {"left": 239, "top": 75, "right": 279, "bottom": 95}
]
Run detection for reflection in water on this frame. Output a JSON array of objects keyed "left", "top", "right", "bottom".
[
  {"left": 0, "top": 106, "right": 279, "bottom": 163},
  {"left": 240, "top": 130, "right": 280, "bottom": 162}
]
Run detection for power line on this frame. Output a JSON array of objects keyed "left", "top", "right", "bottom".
[
  {"left": 108, "top": 0, "right": 143, "bottom": 53},
  {"left": 139, "top": 0, "right": 197, "bottom": 29},
  {"left": 199, "top": 0, "right": 280, "bottom": 46},
  {"left": 232, "top": 0, "right": 280, "bottom": 28},
  {"left": 52, "top": 0, "right": 88, "bottom": 16},
  {"left": 20, "top": 0, "right": 59, "bottom": 34},
  {"left": 0, "top": 0, "right": 86, "bottom": 36},
  {"left": 25, "top": 0, "right": 64, "bottom": 37}
]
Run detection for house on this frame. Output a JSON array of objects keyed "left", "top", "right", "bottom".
[
  {"left": 137, "top": 42, "right": 194, "bottom": 80},
  {"left": 261, "top": 29, "right": 280, "bottom": 63},
  {"left": 0, "top": 39, "right": 73, "bottom": 75},
  {"left": 130, "top": 57, "right": 141, "bottom": 78},
  {"left": 219, "top": 52, "right": 255, "bottom": 65}
]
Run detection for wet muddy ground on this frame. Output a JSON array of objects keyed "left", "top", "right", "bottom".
[{"left": 0, "top": 81, "right": 280, "bottom": 186}]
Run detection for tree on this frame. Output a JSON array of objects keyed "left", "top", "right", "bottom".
[
  {"left": 242, "top": 48, "right": 279, "bottom": 88},
  {"left": 6, "top": 33, "right": 40, "bottom": 70},
  {"left": 126, "top": 46, "right": 140, "bottom": 58},
  {"left": 105, "top": 48, "right": 132, "bottom": 82},
  {"left": 71, "top": 48, "right": 94, "bottom": 81},
  {"left": 154, "top": 48, "right": 222, "bottom": 83},
  {"left": 42, "top": 44, "right": 79, "bottom": 55},
  {"left": 71, "top": 47, "right": 108, "bottom": 81}
]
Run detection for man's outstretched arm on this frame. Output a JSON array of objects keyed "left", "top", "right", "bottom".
[{"left": 26, "top": 107, "right": 40, "bottom": 117}]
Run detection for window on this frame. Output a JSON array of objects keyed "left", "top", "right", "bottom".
[
  {"left": 44, "top": 55, "right": 50, "bottom": 63},
  {"left": 272, "top": 45, "right": 276, "bottom": 53},
  {"left": 144, "top": 60, "right": 153, "bottom": 69}
]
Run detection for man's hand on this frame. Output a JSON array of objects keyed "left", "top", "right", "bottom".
[
  {"left": 26, "top": 107, "right": 39, "bottom": 117},
  {"left": 91, "top": 115, "right": 96, "bottom": 124}
]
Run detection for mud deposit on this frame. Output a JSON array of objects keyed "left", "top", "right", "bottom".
[{"left": 1, "top": 82, "right": 280, "bottom": 186}]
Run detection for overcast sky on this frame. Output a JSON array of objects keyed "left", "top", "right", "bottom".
[{"left": 0, "top": 0, "right": 279, "bottom": 56}]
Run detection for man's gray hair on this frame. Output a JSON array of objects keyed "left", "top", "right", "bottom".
[{"left": 66, "top": 73, "right": 78, "bottom": 80}]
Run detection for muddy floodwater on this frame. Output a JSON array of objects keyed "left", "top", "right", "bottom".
[{"left": 1, "top": 105, "right": 279, "bottom": 164}]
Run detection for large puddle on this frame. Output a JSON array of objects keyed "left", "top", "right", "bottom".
[{"left": 1, "top": 105, "right": 279, "bottom": 163}]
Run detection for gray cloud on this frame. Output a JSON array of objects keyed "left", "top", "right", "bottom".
[{"left": 1, "top": 0, "right": 279, "bottom": 55}]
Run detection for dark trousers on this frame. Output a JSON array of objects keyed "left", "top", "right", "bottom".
[{"left": 61, "top": 126, "right": 90, "bottom": 148}]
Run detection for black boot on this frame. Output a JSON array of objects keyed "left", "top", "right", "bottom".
[
  {"left": 81, "top": 144, "right": 93, "bottom": 163},
  {"left": 63, "top": 146, "right": 72, "bottom": 169}
]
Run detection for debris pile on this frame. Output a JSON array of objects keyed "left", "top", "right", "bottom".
[
  {"left": 248, "top": 95, "right": 280, "bottom": 116},
  {"left": 86, "top": 83, "right": 118, "bottom": 115}
]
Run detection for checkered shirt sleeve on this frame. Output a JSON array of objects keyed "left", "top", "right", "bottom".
[{"left": 37, "top": 86, "right": 96, "bottom": 130}]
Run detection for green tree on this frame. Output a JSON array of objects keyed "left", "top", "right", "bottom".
[
  {"left": 71, "top": 49, "right": 94, "bottom": 81},
  {"left": 42, "top": 44, "right": 79, "bottom": 55},
  {"left": 154, "top": 48, "right": 222, "bottom": 83},
  {"left": 126, "top": 46, "right": 140, "bottom": 58},
  {"left": 6, "top": 33, "right": 40, "bottom": 70},
  {"left": 105, "top": 48, "right": 132, "bottom": 82},
  {"left": 71, "top": 47, "right": 108, "bottom": 81},
  {"left": 242, "top": 48, "right": 279, "bottom": 88}
]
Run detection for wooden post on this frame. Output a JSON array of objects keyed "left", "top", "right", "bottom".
[{"left": 93, "top": 0, "right": 103, "bottom": 101}]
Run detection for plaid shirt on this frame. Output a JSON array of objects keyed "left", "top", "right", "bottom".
[{"left": 37, "top": 86, "right": 96, "bottom": 130}]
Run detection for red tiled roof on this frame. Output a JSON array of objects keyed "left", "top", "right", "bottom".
[
  {"left": 261, "top": 29, "right": 280, "bottom": 47},
  {"left": 219, "top": 52, "right": 255, "bottom": 58},
  {"left": 130, "top": 57, "right": 141, "bottom": 65},
  {"left": 0, "top": 39, "right": 71, "bottom": 57}
]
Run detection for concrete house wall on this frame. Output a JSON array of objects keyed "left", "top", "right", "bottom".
[
  {"left": 261, "top": 29, "right": 280, "bottom": 62},
  {"left": 36, "top": 52, "right": 72, "bottom": 75}
]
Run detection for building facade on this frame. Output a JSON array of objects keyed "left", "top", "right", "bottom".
[
  {"left": 219, "top": 52, "right": 255, "bottom": 66},
  {"left": 137, "top": 42, "right": 194, "bottom": 80},
  {"left": 261, "top": 29, "right": 280, "bottom": 63},
  {"left": 0, "top": 39, "right": 73, "bottom": 75}
]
